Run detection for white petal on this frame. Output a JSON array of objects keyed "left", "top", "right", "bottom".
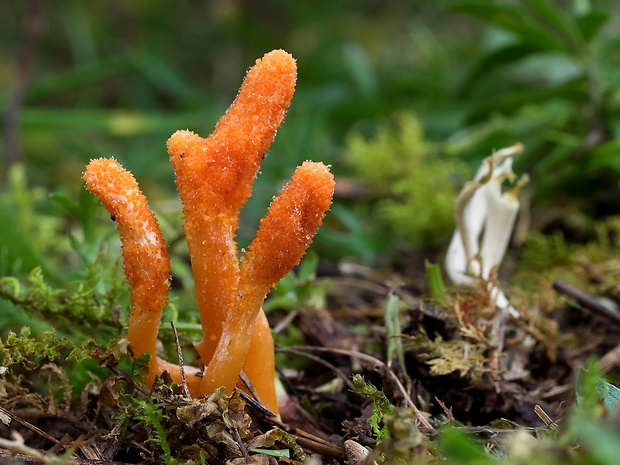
[
  {"left": 445, "top": 229, "right": 474, "bottom": 286},
  {"left": 480, "top": 182, "right": 519, "bottom": 279}
]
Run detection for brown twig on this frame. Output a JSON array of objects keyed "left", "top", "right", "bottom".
[
  {"left": 170, "top": 321, "right": 191, "bottom": 399},
  {"left": 600, "top": 344, "right": 620, "bottom": 374},
  {"left": 237, "top": 391, "right": 345, "bottom": 458},
  {"left": 232, "top": 427, "right": 250, "bottom": 462},
  {"left": 0, "top": 406, "right": 59, "bottom": 445},
  {"left": 236, "top": 389, "right": 276, "bottom": 418},
  {"left": 553, "top": 280, "right": 620, "bottom": 328},
  {"left": 284, "top": 346, "right": 436, "bottom": 434},
  {"left": 277, "top": 346, "right": 356, "bottom": 391},
  {"left": 534, "top": 404, "right": 557, "bottom": 430},
  {"left": 294, "top": 428, "right": 346, "bottom": 458},
  {"left": 579, "top": 259, "right": 620, "bottom": 307}
]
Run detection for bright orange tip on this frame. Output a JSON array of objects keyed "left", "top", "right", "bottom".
[
  {"left": 167, "top": 50, "right": 297, "bottom": 213},
  {"left": 242, "top": 161, "right": 335, "bottom": 289}
]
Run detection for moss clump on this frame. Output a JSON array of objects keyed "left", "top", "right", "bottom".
[
  {"left": 345, "top": 113, "right": 467, "bottom": 246},
  {"left": 0, "top": 267, "right": 121, "bottom": 338}
]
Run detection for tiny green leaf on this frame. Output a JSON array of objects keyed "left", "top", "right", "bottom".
[{"left": 425, "top": 260, "right": 446, "bottom": 303}]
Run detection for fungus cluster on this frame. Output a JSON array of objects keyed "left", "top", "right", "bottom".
[{"left": 83, "top": 50, "right": 335, "bottom": 415}]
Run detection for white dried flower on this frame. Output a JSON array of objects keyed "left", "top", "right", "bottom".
[{"left": 445, "top": 143, "right": 527, "bottom": 317}]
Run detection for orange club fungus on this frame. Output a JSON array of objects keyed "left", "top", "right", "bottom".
[{"left": 83, "top": 50, "right": 335, "bottom": 415}]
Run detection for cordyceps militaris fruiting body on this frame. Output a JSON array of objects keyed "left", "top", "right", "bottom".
[{"left": 83, "top": 50, "right": 335, "bottom": 416}]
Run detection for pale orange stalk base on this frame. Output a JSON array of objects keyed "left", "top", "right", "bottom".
[{"left": 240, "top": 311, "right": 277, "bottom": 410}]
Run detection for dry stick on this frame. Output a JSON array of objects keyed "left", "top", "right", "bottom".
[
  {"left": 277, "top": 347, "right": 356, "bottom": 391},
  {"left": 246, "top": 413, "right": 346, "bottom": 459},
  {"left": 285, "top": 346, "right": 436, "bottom": 434},
  {"left": 579, "top": 258, "right": 620, "bottom": 307},
  {"left": 236, "top": 389, "right": 276, "bottom": 418},
  {"left": 237, "top": 371, "right": 267, "bottom": 410},
  {"left": 0, "top": 432, "right": 72, "bottom": 465},
  {"left": 232, "top": 427, "right": 250, "bottom": 463},
  {"left": 170, "top": 321, "right": 191, "bottom": 399},
  {"left": 0, "top": 406, "right": 59, "bottom": 445},
  {"left": 599, "top": 344, "right": 620, "bottom": 374},
  {"left": 294, "top": 429, "right": 346, "bottom": 458},
  {"left": 272, "top": 309, "right": 299, "bottom": 334},
  {"left": 488, "top": 302, "right": 515, "bottom": 389},
  {"left": 534, "top": 404, "right": 557, "bottom": 431},
  {"left": 553, "top": 280, "right": 620, "bottom": 328},
  {"left": 240, "top": 389, "right": 347, "bottom": 459}
]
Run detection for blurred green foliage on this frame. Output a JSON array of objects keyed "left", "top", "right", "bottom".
[
  {"left": 446, "top": 0, "right": 620, "bottom": 208},
  {"left": 3, "top": 0, "right": 620, "bottom": 259},
  {"left": 0, "top": 165, "right": 62, "bottom": 277}
]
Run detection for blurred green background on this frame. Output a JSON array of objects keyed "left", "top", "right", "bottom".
[{"left": 2, "top": 0, "right": 620, "bottom": 278}]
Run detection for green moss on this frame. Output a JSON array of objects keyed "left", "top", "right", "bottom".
[
  {"left": 345, "top": 114, "right": 467, "bottom": 246},
  {"left": 518, "top": 216, "right": 620, "bottom": 273},
  {"left": 0, "top": 267, "right": 120, "bottom": 338},
  {"left": 519, "top": 231, "right": 575, "bottom": 272},
  {"left": 0, "top": 326, "right": 96, "bottom": 368},
  {"left": 352, "top": 374, "right": 394, "bottom": 441}
]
